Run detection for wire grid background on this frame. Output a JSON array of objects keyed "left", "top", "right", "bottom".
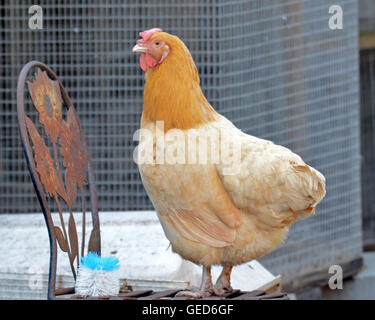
[
  {"left": 0, "top": 0, "right": 362, "bottom": 285},
  {"left": 360, "top": 48, "right": 375, "bottom": 248}
]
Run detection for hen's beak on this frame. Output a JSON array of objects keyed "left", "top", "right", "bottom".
[{"left": 132, "top": 43, "right": 147, "bottom": 53}]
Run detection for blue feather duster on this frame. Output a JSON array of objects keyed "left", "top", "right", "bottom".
[{"left": 80, "top": 252, "right": 120, "bottom": 271}]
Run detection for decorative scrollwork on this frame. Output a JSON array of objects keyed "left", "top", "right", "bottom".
[
  {"left": 25, "top": 116, "right": 66, "bottom": 200},
  {"left": 27, "top": 68, "right": 62, "bottom": 144},
  {"left": 18, "top": 63, "right": 101, "bottom": 294},
  {"left": 25, "top": 68, "right": 92, "bottom": 279},
  {"left": 60, "top": 107, "right": 89, "bottom": 208}
]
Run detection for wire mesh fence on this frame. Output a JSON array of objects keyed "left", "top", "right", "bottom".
[{"left": 0, "top": 0, "right": 362, "bottom": 287}]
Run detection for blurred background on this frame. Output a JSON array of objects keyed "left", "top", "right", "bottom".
[{"left": 0, "top": 0, "right": 374, "bottom": 299}]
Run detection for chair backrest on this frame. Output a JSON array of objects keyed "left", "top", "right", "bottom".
[{"left": 17, "top": 61, "right": 101, "bottom": 299}]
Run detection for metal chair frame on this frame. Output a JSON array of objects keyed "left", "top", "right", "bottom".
[{"left": 17, "top": 61, "right": 101, "bottom": 299}]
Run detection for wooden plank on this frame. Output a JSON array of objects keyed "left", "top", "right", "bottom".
[
  {"left": 169, "top": 296, "right": 192, "bottom": 300},
  {"left": 68, "top": 289, "right": 289, "bottom": 300},
  {"left": 86, "top": 296, "right": 110, "bottom": 300},
  {"left": 232, "top": 294, "right": 262, "bottom": 300},
  {"left": 220, "top": 289, "right": 241, "bottom": 299},
  {"left": 69, "top": 295, "right": 85, "bottom": 300},
  {"left": 263, "top": 296, "right": 290, "bottom": 300},
  {"left": 258, "top": 292, "right": 287, "bottom": 300},
  {"left": 258, "top": 275, "right": 282, "bottom": 293},
  {"left": 108, "top": 296, "right": 136, "bottom": 300},
  {"left": 138, "top": 289, "right": 180, "bottom": 300},
  {"left": 231, "top": 290, "right": 267, "bottom": 300},
  {"left": 55, "top": 286, "right": 75, "bottom": 296},
  {"left": 200, "top": 296, "right": 224, "bottom": 300},
  {"left": 118, "top": 289, "right": 153, "bottom": 298}
]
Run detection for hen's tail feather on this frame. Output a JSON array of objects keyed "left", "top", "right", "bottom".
[
  {"left": 292, "top": 164, "right": 326, "bottom": 216},
  {"left": 294, "top": 165, "right": 326, "bottom": 199}
]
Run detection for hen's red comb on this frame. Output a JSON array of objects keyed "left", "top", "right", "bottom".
[{"left": 139, "top": 28, "right": 163, "bottom": 42}]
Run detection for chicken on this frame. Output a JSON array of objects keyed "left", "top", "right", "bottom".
[{"left": 132, "top": 28, "right": 326, "bottom": 298}]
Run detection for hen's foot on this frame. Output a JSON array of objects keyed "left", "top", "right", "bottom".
[
  {"left": 214, "top": 266, "right": 233, "bottom": 296},
  {"left": 176, "top": 265, "right": 215, "bottom": 299},
  {"left": 213, "top": 284, "right": 233, "bottom": 297}
]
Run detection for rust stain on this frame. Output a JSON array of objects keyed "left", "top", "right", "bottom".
[
  {"left": 27, "top": 68, "right": 62, "bottom": 144},
  {"left": 60, "top": 107, "right": 89, "bottom": 207},
  {"left": 25, "top": 116, "right": 66, "bottom": 199}
]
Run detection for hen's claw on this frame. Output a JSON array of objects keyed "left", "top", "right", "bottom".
[{"left": 213, "top": 284, "right": 233, "bottom": 297}]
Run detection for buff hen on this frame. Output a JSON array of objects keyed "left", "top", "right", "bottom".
[{"left": 132, "top": 28, "right": 326, "bottom": 298}]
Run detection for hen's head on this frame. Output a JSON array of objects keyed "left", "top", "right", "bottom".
[
  {"left": 133, "top": 28, "right": 216, "bottom": 130},
  {"left": 132, "top": 28, "right": 192, "bottom": 73},
  {"left": 132, "top": 28, "right": 166, "bottom": 71}
]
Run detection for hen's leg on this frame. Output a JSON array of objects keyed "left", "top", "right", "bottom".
[
  {"left": 214, "top": 266, "right": 233, "bottom": 295},
  {"left": 175, "top": 265, "right": 215, "bottom": 298}
]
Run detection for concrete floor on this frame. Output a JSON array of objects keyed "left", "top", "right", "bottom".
[
  {"left": 1, "top": 211, "right": 373, "bottom": 300},
  {"left": 0, "top": 211, "right": 278, "bottom": 299},
  {"left": 321, "top": 252, "right": 375, "bottom": 299},
  {"left": 293, "top": 252, "right": 375, "bottom": 299}
]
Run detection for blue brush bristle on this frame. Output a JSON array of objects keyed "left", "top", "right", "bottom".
[{"left": 80, "top": 252, "right": 120, "bottom": 271}]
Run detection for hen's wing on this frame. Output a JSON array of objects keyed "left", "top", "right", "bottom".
[
  {"left": 140, "top": 163, "right": 242, "bottom": 248},
  {"left": 215, "top": 116, "right": 326, "bottom": 226}
]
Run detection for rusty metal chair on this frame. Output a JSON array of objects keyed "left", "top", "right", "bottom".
[
  {"left": 17, "top": 61, "right": 101, "bottom": 299},
  {"left": 17, "top": 61, "right": 289, "bottom": 301}
]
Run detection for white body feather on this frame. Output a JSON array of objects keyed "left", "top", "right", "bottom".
[{"left": 139, "top": 115, "right": 326, "bottom": 267}]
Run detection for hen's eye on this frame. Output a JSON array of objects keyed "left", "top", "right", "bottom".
[{"left": 155, "top": 41, "right": 160, "bottom": 46}]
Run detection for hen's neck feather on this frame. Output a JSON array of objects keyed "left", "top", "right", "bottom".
[{"left": 142, "top": 39, "right": 217, "bottom": 131}]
